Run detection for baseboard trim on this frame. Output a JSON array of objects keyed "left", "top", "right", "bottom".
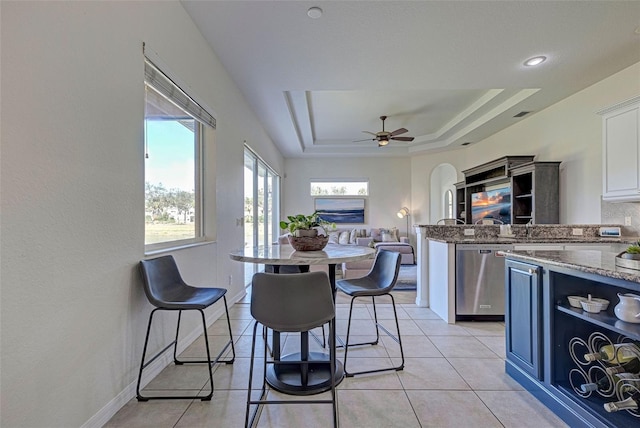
[{"left": 81, "top": 290, "right": 246, "bottom": 428}]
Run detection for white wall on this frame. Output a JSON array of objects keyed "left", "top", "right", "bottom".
[
  {"left": 411, "top": 62, "right": 640, "bottom": 226},
  {"left": 283, "top": 157, "right": 413, "bottom": 238},
  {"left": 0, "top": 1, "right": 282, "bottom": 426}
]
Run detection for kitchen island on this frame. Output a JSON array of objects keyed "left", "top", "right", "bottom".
[
  {"left": 414, "top": 223, "right": 632, "bottom": 323},
  {"left": 503, "top": 249, "right": 640, "bottom": 427}
]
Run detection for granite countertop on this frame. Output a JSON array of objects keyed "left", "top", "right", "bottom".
[
  {"left": 425, "top": 236, "right": 636, "bottom": 244},
  {"left": 415, "top": 223, "right": 638, "bottom": 245},
  {"left": 502, "top": 249, "right": 640, "bottom": 284}
]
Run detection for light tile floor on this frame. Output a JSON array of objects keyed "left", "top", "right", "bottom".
[{"left": 106, "top": 290, "right": 568, "bottom": 427}]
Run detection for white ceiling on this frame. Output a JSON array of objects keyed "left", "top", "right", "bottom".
[{"left": 181, "top": 1, "right": 640, "bottom": 158}]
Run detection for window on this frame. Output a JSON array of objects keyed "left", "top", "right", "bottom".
[
  {"left": 310, "top": 180, "right": 368, "bottom": 196},
  {"left": 444, "top": 189, "right": 454, "bottom": 219},
  {"left": 144, "top": 57, "right": 215, "bottom": 249}
]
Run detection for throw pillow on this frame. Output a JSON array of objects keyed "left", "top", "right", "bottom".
[
  {"left": 390, "top": 227, "right": 400, "bottom": 241},
  {"left": 370, "top": 228, "right": 382, "bottom": 242},
  {"left": 349, "top": 228, "right": 358, "bottom": 244},
  {"left": 338, "top": 231, "right": 350, "bottom": 245},
  {"left": 328, "top": 231, "right": 340, "bottom": 244},
  {"left": 381, "top": 231, "right": 399, "bottom": 242}
]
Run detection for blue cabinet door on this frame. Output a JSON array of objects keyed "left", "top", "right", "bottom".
[{"left": 505, "top": 260, "right": 542, "bottom": 380}]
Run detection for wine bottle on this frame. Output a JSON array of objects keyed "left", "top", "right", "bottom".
[
  {"left": 616, "top": 372, "right": 640, "bottom": 394},
  {"left": 580, "top": 375, "right": 611, "bottom": 393},
  {"left": 605, "top": 357, "right": 640, "bottom": 375},
  {"left": 580, "top": 372, "right": 640, "bottom": 393},
  {"left": 584, "top": 343, "right": 640, "bottom": 364},
  {"left": 604, "top": 391, "right": 640, "bottom": 412}
]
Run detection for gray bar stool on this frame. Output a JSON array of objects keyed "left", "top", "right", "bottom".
[
  {"left": 245, "top": 271, "right": 338, "bottom": 428},
  {"left": 136, "top": 255, "right": 235, "bottom": 401},
  {"left": 336, "top": 250, "right": 405, "bottom": 376}
]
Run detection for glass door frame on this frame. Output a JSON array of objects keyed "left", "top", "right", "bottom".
[{"left": 244, "top": 146, "right": 280, "bottom": 285}]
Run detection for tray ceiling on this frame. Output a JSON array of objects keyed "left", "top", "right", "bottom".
[{"left": 181, "top": 1, "right": 640, "bottom": 158}]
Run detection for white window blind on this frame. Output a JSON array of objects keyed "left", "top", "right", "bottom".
[{"left": 143, "top": 58, "right": 216, "bottom": 129}]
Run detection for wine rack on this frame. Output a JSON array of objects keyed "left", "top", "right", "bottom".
[
  {"left": 505, "top": 256, "right": 640, "bottom": 427},
  {"left": 553, "top": 278, "right": 640, "bottom": 426},
  {"left": 567, "top": 332, "right": 640, "bottom": 416}
]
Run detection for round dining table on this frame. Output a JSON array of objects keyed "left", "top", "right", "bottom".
[{"left": 229, "top": 243, "right": 375, "bottom": 395}]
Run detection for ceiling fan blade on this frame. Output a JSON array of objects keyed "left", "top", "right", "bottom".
[
  {"left": 353, "top": 138, "right": 375, "bottom": 142},
  {"left": 391, "top": 136, "right": 415, "bottom": 142},
  {"left": 362, "top": 131, "right": 378, "bottom": 136},
  {"left": 390, "top": 128, "right": 408, "bottom": 136}
]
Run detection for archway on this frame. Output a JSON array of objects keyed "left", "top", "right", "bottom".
[{"left": 429, "top": 163, "right": 458, "bottom": 224}]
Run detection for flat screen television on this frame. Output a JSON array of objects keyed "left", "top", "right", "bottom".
[{"left": 471, "top": 185, "right": 511, "bottom": 224}]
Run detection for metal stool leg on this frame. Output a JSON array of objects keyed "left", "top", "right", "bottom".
[
  {"left": 343, "top": 293, "right": 404, "bottom": 377},
  {"left": 137, "top": 304, "right": 234, "bottom": 401}
]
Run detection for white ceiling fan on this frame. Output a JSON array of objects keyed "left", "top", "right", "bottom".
[{"left": 354, "top": 115, "right": 415, "bottom": 147}]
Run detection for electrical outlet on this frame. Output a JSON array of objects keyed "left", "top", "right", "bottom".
[
  {"left": 572, "top": 228, "right": 583, "bottom": 236},
  {"left": 625, "top": 216, "right": 632, "bottom": 226},
  {"left": 228, "top": 275, "right": 232, "bottom": 285},
  {"left": 464, "top": 228, "right": 475, "bottom": 236}
]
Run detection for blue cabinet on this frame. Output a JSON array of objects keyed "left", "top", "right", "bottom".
[
  {"left": 505, "top": 254, "right": 640, "bottom": 427},
  {"left": 505, "top": 260, "right": 542, "bottom": 380}
]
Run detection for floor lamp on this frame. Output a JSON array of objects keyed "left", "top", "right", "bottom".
[{"left": 397, "top": 207, "right": 410, "bottom": 238}]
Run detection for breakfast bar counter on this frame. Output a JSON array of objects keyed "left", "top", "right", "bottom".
[
  {"left": 502, "top": 248, "right": 640, "bottom": 427},
  {"left": 501, "top": 249, "right": 640, "bottom": 284},
  {"left": 413, "top": 223, "right": 633, "bottom": 323}
]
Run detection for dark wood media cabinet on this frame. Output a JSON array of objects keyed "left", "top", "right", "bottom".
[{"left": 455, "top": 156, "right": 559, "bottom": 225}]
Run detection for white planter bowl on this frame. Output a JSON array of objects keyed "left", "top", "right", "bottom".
[
  {"left": 580, "top": 298, "right": 609, "bottom": 314},
  {"left": 568, "top": 296, "right": 586, "bottom": 308},
  {"left": 592, "top": 297, "right": 610, "bottom": 311}
]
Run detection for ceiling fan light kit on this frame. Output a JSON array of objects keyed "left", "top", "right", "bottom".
[{"left": 355, "top": 115, "right": 415, "bottom": 147}]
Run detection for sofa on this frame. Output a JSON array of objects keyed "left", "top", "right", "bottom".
[
  {"left": 325, "top": 227, "right": 415, "bottom": 279},
  {"left": 277, "top": 227, "right": 415, "bottom": 279}
]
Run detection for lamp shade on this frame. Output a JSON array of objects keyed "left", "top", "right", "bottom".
[{"left": 397, "top": 207, "right": 410, "bottom": 218}]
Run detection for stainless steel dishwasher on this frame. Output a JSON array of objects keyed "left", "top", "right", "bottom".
[{"left": 455, "top": 243, "right": 514, "bottom": 321}]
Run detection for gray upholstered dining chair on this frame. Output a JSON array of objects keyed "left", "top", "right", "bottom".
[
  {"left": 136, "top": 255, "right": 235, "bottom": 401},
  {"left": 335, "top": 250, "right": 404, "bottom": 377},
  {"left": 245, "top": 271, "right": 338, "bottom": 428}
]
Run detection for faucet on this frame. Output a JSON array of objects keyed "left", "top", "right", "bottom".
[{"left": 526, "top": 219, "right": 534, "bottom": 238}]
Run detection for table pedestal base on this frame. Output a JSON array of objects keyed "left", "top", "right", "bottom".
[{"left": 266, "top": 352, "right": 344, "bottom": 396}]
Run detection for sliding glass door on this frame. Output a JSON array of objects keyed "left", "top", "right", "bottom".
[{"left": 243, "top": 147, "right": 280, "bottom": 285}]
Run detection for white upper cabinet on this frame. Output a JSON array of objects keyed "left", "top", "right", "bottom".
[{"left": 598, "top": 96, "right": 640, "bottom": 202}]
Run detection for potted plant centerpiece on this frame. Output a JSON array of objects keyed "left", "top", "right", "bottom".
[
  {"left": 279, "top": 212, "right": 335, "bottom": 251},
  {"left": 615, "top": 241, "right": 640, "bottom": 270},
  {"left": 621, "top": 241, "right": 640, "bottom": 260}
]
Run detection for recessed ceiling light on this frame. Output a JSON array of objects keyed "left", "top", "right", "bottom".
[
  {"left": 524, "top": 56, "right": 547, "bottom": 67},
  {"left": 307, "top": 7, "right": 323, "bottom": 19}
]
